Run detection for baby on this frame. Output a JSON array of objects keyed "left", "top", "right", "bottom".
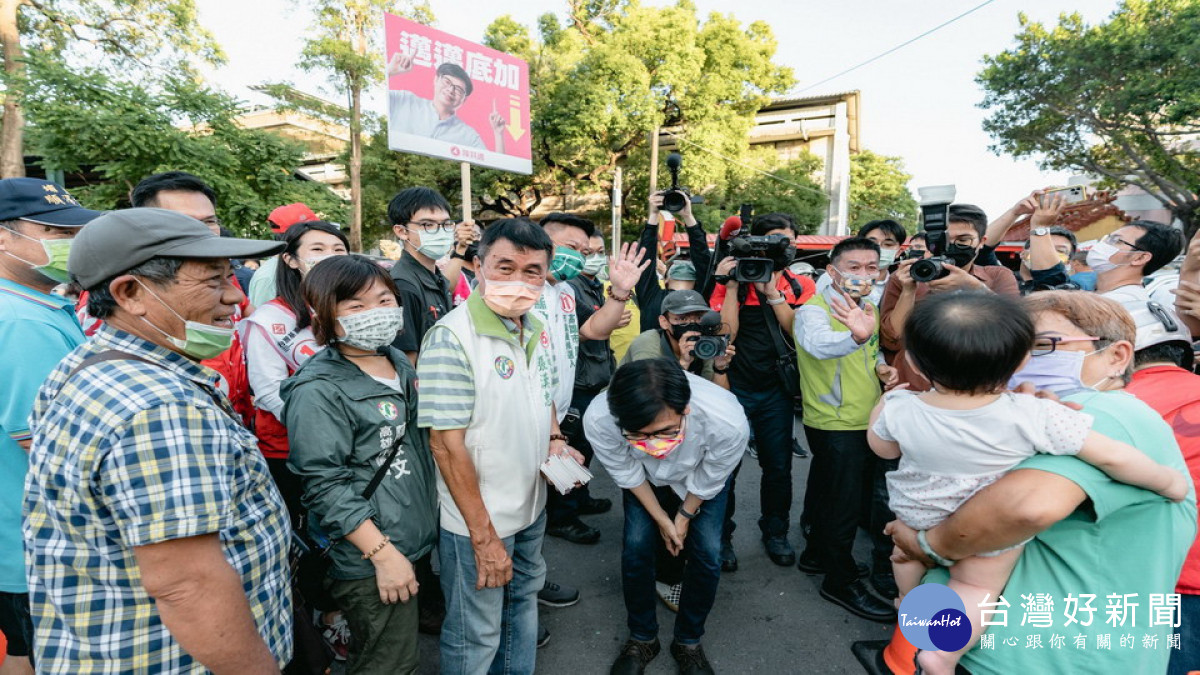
[{"left": 868, "top": 292, "right": 1188, "bottom": 675}]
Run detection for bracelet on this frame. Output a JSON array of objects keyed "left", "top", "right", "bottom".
[
  {"left": 713, "top": 366, "right": 729, "bottom": 375},
  {"left": 766, "top": 294, "right": 786, "bottom": 306},
  {"left": 606, "top": 286, "right": 631, "bottom": 303},
  {"left": 549, "top": 433, "right": 568, "bottom": 443},
  {"left": 917, "top": 529, "right": 956, "bottom": 567},
  {"left": 678, "top": 506, "right": 699, "bottom": 520},
  {"left": 362, "top": 535, "right": 391, "bottom": 560},
  {"left": 450, "top": 250, "right": 471, "bottom": 260}
]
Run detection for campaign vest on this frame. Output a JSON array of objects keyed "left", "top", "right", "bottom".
[
  {"left": 241, "top": 299, "right": 321, "bottom": 459},
  {"left": 796, "top": 292, "right": 882, "bottom": 431},
  {"left": 435, "top": 293, "right": 555, "bottom": 538}
]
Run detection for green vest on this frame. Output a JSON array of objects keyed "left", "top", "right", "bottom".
[{"left": 796, "top": 292, "right": 882, "bottom": 431}]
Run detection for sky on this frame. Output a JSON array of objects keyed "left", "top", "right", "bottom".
[{"left": 195, "top": 0, "right": 1121, "bottom": 221}]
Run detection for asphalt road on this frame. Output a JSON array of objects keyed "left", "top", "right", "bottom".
[{"left": 401, "top": 421, "right": 892, "bottom": 674}]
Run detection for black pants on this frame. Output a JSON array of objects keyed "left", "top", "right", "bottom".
[
  {"left": 266, "top": 457, "right": 305, "bottom": 531},
  {"left": 868, "top": 456, "right": 900, "bottom": 574},
  {"left": 547, "top": 388, "right": 599, "bottom": 526},
  {"left": 724, "top": 385, "right": 795, "bottom": 541},
  {"left": 801, "top": 426, "right": 874, "bottom": 588}
]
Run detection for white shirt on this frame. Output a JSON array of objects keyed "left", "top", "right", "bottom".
[
  {"left": 388, "top": 91, "right": 485, "bottom": 149},
  {"left": 240, "top": 300, "right": 321, "bottom": 418},
  {"left": 584, "top": 373, "right": 749, "bottom": 500},
  {"left": 530, "top": 281, "right": 579, "bottom": 423}
]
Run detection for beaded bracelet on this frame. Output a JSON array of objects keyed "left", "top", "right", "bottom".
[{"left": 362, "top": 535, "right": 391, "bottom": 560}]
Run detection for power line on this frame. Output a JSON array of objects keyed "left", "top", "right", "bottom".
[
  {"left": 794, "top": 0, "right": 997, "bottom": 95},
  {"left": 662, "top": 130, "right": 829, "bottom": 199}
]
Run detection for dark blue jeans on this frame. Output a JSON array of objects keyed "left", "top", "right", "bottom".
[
  {"left": 1168, "top": 592, "right": 1198, "bottom": 675},
  {"left": 623, "top": 484, "right": 728, "bottom": 645},
  {"left": 726, "top": 385, "right": 794, "bottom": 539}
]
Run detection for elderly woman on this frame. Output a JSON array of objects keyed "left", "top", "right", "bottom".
[{"left": 874, "top": 291, "right": 1195, "bottom": 675}]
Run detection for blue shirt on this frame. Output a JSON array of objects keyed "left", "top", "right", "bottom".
[
  {"left": 1071, "top": 270, "right": 1097, "bottom": 291},
  {"left": 388, "top": 90, "right": 485, "bottom": 148},
  {"left": 0, "top": 279, "right": 85, "bottom": 592}
]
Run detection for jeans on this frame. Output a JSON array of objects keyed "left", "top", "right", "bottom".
[
  {"left": 801, "top": 426, "right": 873, "bottom": 588},
  {"left": 439, "top": 511, "right": 547, "bottom": 675},
  {"left": 1168, "top": 592, "right": 1199, "bottom": 675},
  {"left": 547, "top": 389, "right": 599, "bottom": 525},
  {"left": 725, "top": 385, "right": 794, "bottom": 540},
  {"left": 623, "top": 484, "right": 729, "bottom": 645}
]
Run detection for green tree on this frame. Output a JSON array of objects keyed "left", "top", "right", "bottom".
[
  {"left": 23, "top": 56, "right": 345, "bottom": 236},
  {"left": 291, "top": 0, "right": 433, "bottom": 251},
  {"left": 0, "top": 0, "right": 223, "bottom": 177},
  {"left": 978, "top": 0, "right": 1200, "bottom": 239},
  {"left": 848, "top": 150, "right": 918, "bottom": 233}
]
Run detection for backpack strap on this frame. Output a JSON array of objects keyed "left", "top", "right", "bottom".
[{"left": 65, "top": 350, "right": 155, "bottom": 382}]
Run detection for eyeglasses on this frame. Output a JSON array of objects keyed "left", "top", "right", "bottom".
[
  {"left": 1102, "top": 233, "right": 1146, "bottom": 252},
  {"left": 1031, "top": 335, "right": 1109, "bottom": 356},
  {"left": 407, "top": 219, "right": 456, "bottom": 233},
  {"left": 438, "top": 76, "right": 467, "bottom": 98},
  {"left": 621, "top": 423, "right": 684, "bottom": 442}
]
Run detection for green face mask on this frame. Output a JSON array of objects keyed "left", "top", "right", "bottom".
[
  {"left": 7, "top": 230, "right": 73, "bottom": 285},
  {"left": 550, "top": 246, "right": 585, "bottom": 281},
  {"left": 136, "top": 280, "right": 234, "bottom": 360}
]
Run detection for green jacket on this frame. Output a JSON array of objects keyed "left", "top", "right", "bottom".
[{"left": 281, "top": 346, "right": 437, "bottom": 580}]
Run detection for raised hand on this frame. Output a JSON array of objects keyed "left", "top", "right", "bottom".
[
  {"left": 387, "top": 49, "right": 414, "bottom": 77},
  {"left": 489, "top": 99, "right": 505, "bottom": 134},
  {"left": 1031, "top": 192, "right": 1065, "bottom": 229},
  {"left": 830, "top": 289, "right": 877, "bottom": 343},
  {"left": 609, "top": 242, "right": 650, "bottom": 296}
]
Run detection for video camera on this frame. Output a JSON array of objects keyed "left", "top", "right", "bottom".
[
  {"left": 685, "top": 310, "right": 729, "bottom": 360},
  {"left": 728, "top": 204, "right": 795, "bottom": 284},
  {"left": 661, "top": 153, "right": 698, "bottom": 213},
  {"left": 910, "top": 185, "right": 955, "bottom": 283}
]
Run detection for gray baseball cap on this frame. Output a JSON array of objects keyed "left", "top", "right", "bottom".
[
  {"left": 69, "top": 208, "right": 286, "bottom": 288},
  {"left": 665, "top": 260, "right": 697, "bottom": 281},
  {"left": 661, "top": 290, "right": 710, "bottom": 316}
]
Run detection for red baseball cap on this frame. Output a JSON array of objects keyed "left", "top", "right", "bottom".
[{"left": 268, "top": 202, "right": 317, "bottom": 234}]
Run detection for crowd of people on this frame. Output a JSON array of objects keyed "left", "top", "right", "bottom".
[{"left": 0, "top": 172, "right": 1197, "bottom": 675}]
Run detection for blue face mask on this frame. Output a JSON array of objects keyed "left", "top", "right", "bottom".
[{"left": 1008, "top": 350, "right": 1086, "bottom": 395}]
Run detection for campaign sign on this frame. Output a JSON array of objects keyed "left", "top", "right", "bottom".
[{"left": 384, "top": 13, "right": 532, "bottom": 174}]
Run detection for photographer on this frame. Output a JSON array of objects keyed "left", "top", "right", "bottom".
[
  {"left": 794, "top": 237, "right": 899, "bottom": 622},
  {"left": 879, "top": 204, "right": 1019, "bottom": 391},
  {"left": 708, "top": 213, "right": 814, "bottom": 571},
  {"left": 635, "top": 191, "right": 713, "bottom": 331},
  {"left": 621, "top": 290, "right": 736, "bottom": 388}
]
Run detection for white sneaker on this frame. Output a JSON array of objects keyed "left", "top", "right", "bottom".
[{"left": 655, "top": 581, "right": 682, "bottom": 613}]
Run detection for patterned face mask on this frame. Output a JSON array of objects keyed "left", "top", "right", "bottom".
[
  {"left": 337, "top": 306, "right": 404, "bottom": 351},
  {"left": 550, "top": 246, "right": 585, "bottom": 281},
  {"left": 627, "top": 417, "right": 687, "bottom": 459}
]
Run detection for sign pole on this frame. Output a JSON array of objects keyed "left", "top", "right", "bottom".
[
  {"left": 612, "top": 167, "right": 623, "bottom": 250},
  {"left": 647, "top": 125, "right": 660, "bottom": 195},
  {"left": 460, "top": 162, "right": 472, "bottom": 222}
]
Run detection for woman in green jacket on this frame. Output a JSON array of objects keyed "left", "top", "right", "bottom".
[{"left": 283, "top": 255, "right": 438, "bottom": 674}]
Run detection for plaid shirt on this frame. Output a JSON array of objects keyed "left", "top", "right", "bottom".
[{"left": 24, "top": 325, "right": 292, "bottom": 673}]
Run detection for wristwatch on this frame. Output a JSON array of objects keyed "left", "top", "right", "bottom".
[
  {"left": 1031, "top": 227, "right": 1051, "bottom": 237},
  {"left": 450, "top": 249, "right": 471, "bottom": 260}
]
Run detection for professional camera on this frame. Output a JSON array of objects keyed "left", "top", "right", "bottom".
[
  {"left": 909, "top": 185, "right": 955, "bottom": 283},
  {"left": 661, "top": 153, "right": 693, "bottom": 213},
  {"left": 727, "top": 204, "right": 795, "bottom": 283},
  {"left": 888, "top": 247, "right": 924, "bottom": 272},
  {"left": 686, "top": 310, "right": 729, "bottom": 360}
]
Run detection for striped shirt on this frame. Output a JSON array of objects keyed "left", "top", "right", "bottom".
[{"left": 24, "top": 325, "right": 292, "bottom": 673}]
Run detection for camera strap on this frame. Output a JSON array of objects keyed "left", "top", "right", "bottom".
[
  {"left": 756, "top": 294, "right": 801, "bottom": 397},
  {"left": 757, "top": 294, "right": 796, "bottom": 359}
]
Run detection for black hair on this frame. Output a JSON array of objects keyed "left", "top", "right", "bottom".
[
  {"left": 131, "top": 171, "right": 217, "bottom": 208},
  {"left": 909, "top": 232, "right": 928, "bottom": 244},
  {"left": 1023, "top": 226, "right": 1078, "bottom": 257},
  {"left": 948, "top": 204, "right": 988, "bottom": 239},
  {"left": 436, "top": 62, "right": 474, "bottom": 96},
  {"left": 1134, "top": 341, "right": 1195, "bottom": 371},
  {"left": 750, "top": 212, "right": 799, "bottom": 237},
  {"left": 904, "top": 292, "right": 1035, "bottom": 394},
  {"left": 86, "top": 258, "right": 186, "bottom": 319},
  {"left": 386, "top": 187, "right": 453, "bottom": 227},
  {"left": 1128, "top": 220, "right": 1185, "bottom": 275},
  {"left": 302, "top": 254, "right": 402, "bottom": 346},
  {"left": 539, "top": 212, "right": 596, "bottom": 238},
  {"left": 275, "top": 221, "right": 350, "bottom": 330},
  {"left": 607, "top": 359, "right": 691, "bottom": 432},
  {"left": 830, "top": 237, "right": 881, "bottom": 266},
  {"left": 857, "top": 219, "right": 906, "bottom": 244},
  {"left": 478, "top": 218, "right": 554, "bottom": 262}
]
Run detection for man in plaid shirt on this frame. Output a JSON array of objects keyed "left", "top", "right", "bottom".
[{"left": 24, "top": 208, "right": 290, "bottom": 673}]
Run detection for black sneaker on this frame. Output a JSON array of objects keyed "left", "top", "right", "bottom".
[
  {"left": 670, "top": 641, "right": 716, "bottom": 675},
  {"left": 819, "top": 579, "right": 897, "bottom": 623},
  {"left": 546, "top": 518, "right": 601, "bottom": 545},
  {"left": 791, "top": 438, "right": 809, "bottom": 458},
  {"left": 763, "top": 535, "right": 796, "bottom": 566},
  {"left": 796, "top": 549, "right": 869, "bottom": 578},
  {"left": 610, "top": 637, "right": 661, "bottom": 675},
  {"left": 537, "top": 624, "right": 551, "bottom": 649},
  {"left": 719, "top": 540, "right": 738, "bottom": 572},
  {"left": 538, "top": 580, "right": 580, "bottom": 608},
  {"left": 579, "top": 496, "right": 613, "bottom": 515}
]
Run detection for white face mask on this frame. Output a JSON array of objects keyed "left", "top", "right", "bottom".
[
  {"left": 877, "top": 248, "right": 898, "bottom": 267},
  {"left": 582, "top": 253, "right": 606, "bottom": 276},
  {"left": 337, "top": 306, "right": 404, "bottom": 351},
  {"left": 300, "top": 253, "right": 341, "bottom": 275},
  {"left": 416, "top": 229, "right": 455, "bottom": 260},
  {"left": 1085, "top": 240, "right": 1126, "bottom": 274}
]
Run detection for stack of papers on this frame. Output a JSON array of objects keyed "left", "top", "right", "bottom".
[{"left": 540, "top": 454, "right": 593, "bottom": 495}]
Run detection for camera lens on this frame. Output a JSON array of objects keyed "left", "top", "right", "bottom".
[
  {"left": 662, "top": 190, "right": 688, "bottom": 213},
  {"left": 692, "top": 336, "right": 726, "bottom": 360},
  {"left": 910, "top": 258, "right": 945, "bottom": 283},
  {"left": 735, "top": 259, "right": 773, "bottom": 284}
]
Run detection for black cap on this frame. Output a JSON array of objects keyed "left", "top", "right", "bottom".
[{"left": 0, "top": 178, "right": 103, "bottom": 227}]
